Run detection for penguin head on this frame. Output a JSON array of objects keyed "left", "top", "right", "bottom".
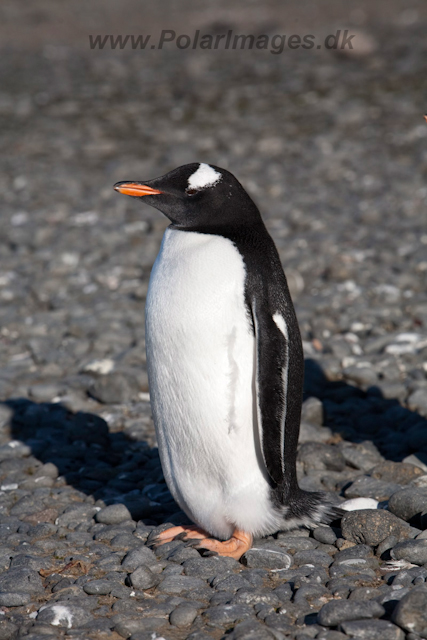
[{"left": 114, "top": 163, "right": 260, "bottom": 229}]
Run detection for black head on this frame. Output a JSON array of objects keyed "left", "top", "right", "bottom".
[{"left": 114, "top": 163, "right": 262, "bottom": 230}]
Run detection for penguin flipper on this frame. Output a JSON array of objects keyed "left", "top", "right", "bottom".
[{"left": 251, "top": 296, "right": 304, "bottom": 490}]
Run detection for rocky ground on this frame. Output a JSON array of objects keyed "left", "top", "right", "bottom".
[{"left": 1, "top": 0, "right": 427, "bottom": 638}]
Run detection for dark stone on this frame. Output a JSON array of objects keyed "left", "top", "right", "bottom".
[
  {"left": 169, "top": 603, "right": 199, "bottom": 627},
  {"left": 317, "top": 599, "right": 385, "bottom": 626},
  {"left": 340, "top": 619, "right": 404, "bottom": 639},
  {"left": 95, "top": 504, "right": 132, "bottom": 525},
  {"left": 313, "top": 526, "right": 338, "bottom": 545},
  {"left": 293, "top": 549, "right": 333, "bottom": 567},
  {"left": 121, "top": 546, "right": 158, "bottom": 571},
  {"left": 301, "top": 397, "right": 324, "bottom": 425},
  {"left": 129, "top": 565, "right": 159, "bottom": 590},
  {"left": 344, "top": 476, "right": 402, "bottom": 501},
  {"left": 158, "top": 574, "right": 208, "bottom": 595},
  {"left": 0, "top": 592, "right": 32, "bottom": 606},
  {"left": 388, "top": 488, "right": 427, "bottom": 524},
  {"left": 391, "top": 540, "right": 427, "bottom": 566},
  {"left": 392, "top": 586, "right": 427, "bottom": 636},
  {"left": 203, "top": 604, "right": 253, "bottom": 627},
  {"left": 183, "top": 556, "right": 239, "bottom": 579},
  {"left": 83, "top": 579, "right": 112, "bottom": 595},
  {"left": 0, "top": 568, "right": 44, "bottom": 594},
  {"left": 297, "top": 443, "right": 346, "bottom": 472},
  {"left": 231, "top": 588, "right": 280, "bottom": 607},
  {"left": 114, "top": 616, "right": 166, "bottom": 637},
  {"left": 371, "top": 461, "right": 424, "bottom": 485},
  {"left": 341, "top": 509, "right": 411, "bottom": 545}
]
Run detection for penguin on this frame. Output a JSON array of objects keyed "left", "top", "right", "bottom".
[{"left": 114, "top": 163, "right": 340, "bottom": 559}]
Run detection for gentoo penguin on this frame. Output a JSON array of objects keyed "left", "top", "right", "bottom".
[{"left": 114, "top": 163, "right": 339, "bottom": 559}]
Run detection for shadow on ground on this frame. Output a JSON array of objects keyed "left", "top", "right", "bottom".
[{"left": 1, "top": 358, "right": 426, "bottom": 524}]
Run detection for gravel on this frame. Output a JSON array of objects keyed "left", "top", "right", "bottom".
[{"left": 1, "top": 0, "right": 427, "bottom": 637}]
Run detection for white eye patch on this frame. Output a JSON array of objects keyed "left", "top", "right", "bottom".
[{"left": 187, "top": 163, "right": 222, "bottom": 191}]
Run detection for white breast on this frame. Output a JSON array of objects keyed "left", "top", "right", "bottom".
[{"left": 145, "top": 227, "right": 281, "bottom": 539}]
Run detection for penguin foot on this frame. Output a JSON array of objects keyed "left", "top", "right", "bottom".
[
  {"left": 195, "top": 529, "right": 253, "bottom": 560},
  {"left": 151, "top": 524, "right": 210, "bottom": 546}
]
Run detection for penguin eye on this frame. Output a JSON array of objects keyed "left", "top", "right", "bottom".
[{"left": 186, "top": 188, "right": 198, "bottom": 196}]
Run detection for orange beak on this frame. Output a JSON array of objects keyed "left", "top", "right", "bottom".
[{"left": 113, "top": 182, "right": 162, "bottom": 197}]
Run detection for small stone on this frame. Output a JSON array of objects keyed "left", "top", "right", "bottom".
[
  {"left": 203, "top": 604, "right": 253, "bottom": 627},
  {"left": 121, "top": 546, "right": 158, "bottom": 570},
  {"left": 344, "top": 476, "right": 402, "bottom": 501},
  {"left": 392, "top": 585, "right": 427, "bottom": 636},
  {"left": 408, "top": 390, "right": 427, "bottom": 417},
  {"left": 343, "top": 365, "right": 378, "bottom": 386},
  {"left": 388, "top": 488, "right": 427, "bottom": 523},
  {"left": 90, "top": 372, "right": 136, "bottom": 404},
  {"left": 232, "top": 588, "right": 280, "bottom": 607},
  {"left": 340, "top": 619, "right": 404, "bottom": 639},
  {"left": 298, "top": 443, "right": 346, "bottom": 472},
  {"left": 183, "top": 556, "right": 239, "bottom": 579},
  {"left": 318, "top": 599, "right": 385, "bottom": 626},
  {"left": 341, "top": 509, "right": 411, "bottom": 546},
  {"left": 313, "top": 526, "right": 338, "bottom": 545},
  {"left": 371, "top": 462, "right": 424, "bottom": 485},
  {"left": 293, "top": 549, "right": 333, "bottom": 567},
  {"left": 0, "top": 568, "right": 44, "bottom": 593},
  {"left": 95, "top": 504, "right": 132, "bottom": 524},
  {"left": 129, "top": 565, "right": 158, "bottom": 590},
  {"left": 391, "top": 540, "right": 427, "bottom": 566},
  {"left": 301, "top": 397, "right": 324, "bottom": 425},
  {"left": 114, "top": 616, "right": 166, "bottom": 637},
  {"left": 0, "top": 592, "right": 32, "bottom": 606},
  {"left": 83, "top": 579, "right": 112, "bottom": 595},
  {"left": 242, "top": 545, "right": 292, "bottom": 569},
  {"left": 158, "top": 574, "right": 208, "bottom": 595},
  {"left": 169, "top": 603, "right": 199, "bottom": 627}
]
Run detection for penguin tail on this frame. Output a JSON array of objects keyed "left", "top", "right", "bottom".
[{"left": 284, "top": 488, "right": 344, "bottom": 528}]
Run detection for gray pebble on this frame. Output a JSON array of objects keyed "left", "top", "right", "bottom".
[
  {"left": 158, "top": 574, "right": 208, "bottom": 595},
  {"left": 213, "top": 574, "right": 253, "bottom": 593},
  {"left": 388, "top": 488, "right": 427, "bottom": 523},
  {"left": 344, "top": 476, "right": 402, "bottom": 501},
  {"left": 95, "top": 503, "right": 132, "bottom": 525},
  {"left": 231, "top": 588, "right": 280, "bottom": 607},
  {"left": 318, "top": 599, "right": 385, "bottom": 626},
  {"left": 169, "top": 603, "right": 199, "bottom": 627},
  {"left": 341, "top": 509, "right": 410, "bottom": 546},
  {"left": 183, "top": 556, "right": 239, "bottom": 579},
  {"left": 121, "top": 546, "right": 158, "bottom": 571},
  {"left": 340, "top": 619, "right": 404, "bottom": 639},
  {"left": 301, "top": 397, "right": 324, "bottom": 425},
  {"left": 242, "top": 545, "right": 292, "bottom": 569},
  {"left": 392, "top": 586, "right": 427, "bottom": 635},
  {"left": 391, "top": 540, "right": 427, "bottom": 566},
  {"left": 0, "top": 592, "right": 32, "bottom": 606},
  {"left": 293, "top": 549, "right": 333, "bottom": 567},
  {"left": 0, "top": 568, "right": 44, "bottom": 594},
  {"left": 114, "top": 616, "right": 166, "bottom": 637},
  {"left": 83, "top": 579, "right": 112, "bottom": 595},
  {"left": 203, "top": 604, "right": 253, "bottom": 627},
  {"left": 313, "top": 526, "right": 337, "bottom": 545},
  {"left": 129, "top": 565, "right": 158, "bottom": 590}
]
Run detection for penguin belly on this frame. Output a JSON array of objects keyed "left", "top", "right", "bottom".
[{"left": 145, "top": 227, "right": 282, "bottom": 540}]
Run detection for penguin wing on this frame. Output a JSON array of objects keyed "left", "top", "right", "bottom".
[{"left": 252, "top": 299, "right": 296, "bottom": 487}]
